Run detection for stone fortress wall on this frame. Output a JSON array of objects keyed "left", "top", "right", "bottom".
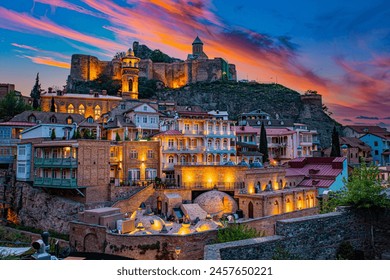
[{"left": 67, "top": 41, "right": 237, "bottom": 90}]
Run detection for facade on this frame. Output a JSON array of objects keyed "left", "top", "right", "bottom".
[
  {"left": 40, "top": 91, "right": 122, "bottom": 120},
  {"left": 359, "top": 132, "right": 390, "bottom": 166},
  {"left": 105, "top": 103, "right": 160, "bottom": 141},
  {"left": 109, "top": 140, "right": 160, "bottom": 186},
  {"left": 67, "top": 37, "right": 237, "bottom": 90},
  {"left": 16, "top": 139, "right": 111, "bottom": 203},
  {"left": 0, "top": 121, "right": 35, "bottom": 167},
  {"left": 155, "top": 109, "right": 236, "bottom": 180},
  {"left": 21, "top": 124, "right": 75, "bottom": 140}
]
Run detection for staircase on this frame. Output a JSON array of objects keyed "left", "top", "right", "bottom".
[{"left": 112, "top": 184, "right": 155, "bottom": 214}]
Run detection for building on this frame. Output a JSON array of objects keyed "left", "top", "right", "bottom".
[
  {"left": 40, "top": 91, "right": 122, "bottom": 120},
  {"left": 323, "top": 137, "right": 372, "bottom": 167},
  {"left": 109, "top": 139, "right": 161, "bottom": 186},
  {"left": 286, "top": 157, "right": 348, "bottom": 195},
  {"left": 0, "top": 121, "right": 35, "bottom": 168},
  {"left": 238, "top": 109, "right": 294, "bottom": 128},
  {"left": 104, "top": 102, "right": 160, "bottom": 141},
  {"left": 16, "top": 139, "right": 111, "bottom": 204},
  {"left": 359, "top": 132, "right": 390, "bottom": 166},
  {"left": 67, "top": 37, "right": 237, "bottom": 90},
  {"left": 155, "top": 108, "right": 236, "bottom": 180},
  {"left": 343, "top": 125, "right": 387, "bottom": 138}
]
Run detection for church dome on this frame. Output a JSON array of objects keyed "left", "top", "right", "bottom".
[
  {"left": 126, "top": 48, "right": 135, "bottom": 56},
  {"left": 194, "top": 190, "right": 237, "bottom": 217}
]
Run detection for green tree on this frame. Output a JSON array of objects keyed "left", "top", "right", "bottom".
[
  {"left": 50, "top": 128, "right": 56, "bottom": 140},
  {"left": 115, "top": 131, "right": 121, "bottom": 141},
  {"left": 330, "top": 126, "right": 341, "bottom": 157},
  {"left": 30, "top": 73, "right": 41, "bottom": 109},
  {"left": 259, "top": 122, "right": 269, "bottom": 163},
  {"left": 0, "top": 91, "right": 32, "bottom": 121}
]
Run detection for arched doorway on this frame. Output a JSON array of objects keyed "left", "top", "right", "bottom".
[
  {"left": 248, "top": 201, "right": 254, "bottom": 219},
  {"left": 157, "top": 196, "right": 162, "bottom": 214}
]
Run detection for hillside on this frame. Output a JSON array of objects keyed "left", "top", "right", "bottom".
[{"left": 153, "top": 81, "right": 337, "bottom": 148}]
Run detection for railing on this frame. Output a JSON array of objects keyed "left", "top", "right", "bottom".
[
  {"left": 205, "top": 147, "right": 236, "bottom": 153},
  {"left": 34, "top": 177, "right": 78, "bottom": 188},
  {"left": 181, "top": 129, "right": 204, "bottom": 136},
  {"left": 162, "top": 146, "right": 205, "bottom": 153},
  {"left": 0, "top": 156, "right": 15, "bottom": 163},
  {"left": 204, "top": 131, "right": 235, "bottom": 137},
  {"left": 34, "top": 157, "right": 78, "bottom": 167}
]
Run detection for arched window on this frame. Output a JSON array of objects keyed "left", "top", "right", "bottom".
[
  {"left": 297, "top": 197, "right": 303, "bottom": 210},
  {"left": 285, "top": 198, "right": 292, "bottom": 212},
  {"left": 207, "top": 139, "right": 212, "bottom": 148},
  {"left": 273, "top": 200, "right": 280, "bottom": 215},
  {"left": 67, "top": 104, "right": 74, "bottom": 114},
  {"left": 191, "top": 155, "right": 197, "bottom": 163},
  {"left": 207, "top": 154, "right": 212, "bottom": 163},
  {"left": 215, "top": 139, "right": 220, "bottom": 149},
  {"left": 223, "top": 139, "right": 228, "bottom": 149},
  {"left": 168, "top": 155, "right": 174, "bottom": 163},
  {"left": 128, "top": 78, "right": 133, "bottom": 92},
  {"left": 50, "top": 116, "right": 57, "bottom": 123},
  {"left": 94, "top": 105, "right": 101, "bottom": 120},
  {"left": 78, "top": 104, "right": 85, "bottom": 115},
  {"left": 28, "top": 115, "right": 36, "bottom": 123}
]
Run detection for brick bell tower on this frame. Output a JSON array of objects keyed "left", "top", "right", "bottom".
[{"left": 121, "top": 48, "right": 140, "bottom": 99}]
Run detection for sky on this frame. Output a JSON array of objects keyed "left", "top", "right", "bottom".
[{"left": 0, "top": 0, "right": 389, "bottom": 127}]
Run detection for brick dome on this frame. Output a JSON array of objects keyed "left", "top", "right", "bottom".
[{"left": 194, "top": 190, "right": 238, "bottom": 217}]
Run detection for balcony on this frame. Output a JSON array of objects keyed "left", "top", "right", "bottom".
[
  {"left": 204, "top": 130, "right": 235, "bottom": 138},
  {"left": 34, "top": 157, "right": 78, "bottom": 168},
  {"left": 205, "top": 147, "right": 236, "bottom": 154},
  {"left": 0, "top": 155, "right": 15, "bottom": 164},
  {"left": 34, "top": 177, "right": 79, "bottom": 189},
  {"left": 181, "top": 129, "right": 204, "bottom": 136},
  {"left": 162, "top": 146, "right": 205, "bottom": 153}
]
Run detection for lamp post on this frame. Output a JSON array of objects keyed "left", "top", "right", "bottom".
[{"left": 175, "top": 246, "right": 181, "bottom": 260}]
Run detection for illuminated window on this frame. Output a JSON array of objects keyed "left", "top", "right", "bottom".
[
  {"left": 147, "top": 150, "right": 154, "bottom": 159},
  {"left": 66, "top": 117, "right": 73, "bottom": 125},
  {"left": 130, "top": 150, "right": 138, "bottom": 159},
  {"left": 185, "top": 124, "right": 190, "bottom": 131},
  {"left": 67, "top": 104, "right": 74, "bottom": 114},
  {"left": 94, "top": 105, "right": 101, "bottom": 120},
  {"left": 168, "top": 139, "right": 174, "bottom": 148},
  {"left": 78, "top": 104, "right": 85, "bottom": 115}
]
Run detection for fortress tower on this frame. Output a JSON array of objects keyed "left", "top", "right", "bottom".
[
  {"left": 121, "top": 48, "right": 140, "bottom": 100},
  {"left": 191, "top": 36, "right": 208, "bottom": 60}
]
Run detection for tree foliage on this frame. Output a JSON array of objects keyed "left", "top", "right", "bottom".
[
  {"left": 50, "top": 96, "right": 56, "bottom": 112},
  {"left": 30, "top": 72, "right": 41, "bottom": 109},
  {"left": 259, "top": 122, "right": 269, "bottom": 163},
  {"left": 71, "top": 73, "right": 121, "bottom": 96},
  {"left": 0, "top": 91, "right": 32, "bottom": 121},
  {"left": 330, "top": 126, "right": 341, "bottom": 157},
  {"left": 50, "top": 128, "right": 56, "bottom": 140},
  {"left": 322, "top": 164, "right": 390, "bottom": 211},
  {"left": 215, "top": 223, "right": 264, "bottom": 244}
]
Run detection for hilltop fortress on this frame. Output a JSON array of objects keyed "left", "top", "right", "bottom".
[{"left": 67, "top": 36, "right": 237, "bottom": 90}]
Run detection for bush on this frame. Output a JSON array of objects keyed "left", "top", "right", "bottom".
[{"left": 215, "top": 223, "right": 263, "bottom": 243}]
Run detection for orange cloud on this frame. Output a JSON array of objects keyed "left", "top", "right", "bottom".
[{"left": 24, "top": 55, "right": 70, "bottom": 69}]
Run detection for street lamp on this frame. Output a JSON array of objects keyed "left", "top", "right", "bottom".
[{"left": 175, "top": 246, "right": 181, "bottom": 260}]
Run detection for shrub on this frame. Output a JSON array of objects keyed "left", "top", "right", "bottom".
[{"left": 215, "top": 223, "right": 264, "bottom": 244}]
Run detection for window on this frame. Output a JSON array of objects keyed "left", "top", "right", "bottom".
[
  {"left": 128, "top": 169, "right": 140, "bottom": 181},
  {"left": 66, "top": 117, "right": 73, "bottom": 124},
  {"left": 207, "top": 139, "right": 212, "bottom": 148},
  {"left": 374, "top": 141, "right": 378, "bottom": 147},
  {"left": 185, "top": 124, "right": 190, "bottom": 131},
  {"left": 50, "top": 116, "right": 57, "bottom": 123},
  {"left": 94, "top": 105, "right": 101, "bottom": 120},
  {"left": 215, "top": 139, "right": 220, "bottom": 149},
  {"left": 136, "top": 116, "right": 140, "bottom": 123},
  {"left": 375, "top": 150, "right": 379, "bottom": 155},
  {"left": 194, "top": 124, "right": 198, "bottom": 131},
  {"left": 143, "top": 106, "right": 147, "bottom": 111},
  {"left": 0, "top": 128, "right": 11, "bottom": 139},
  {"left": 168, "top": 139, "right": 174, "bottom": 148},
  {"left": 151, "top": 117, "right": 156, "bottom": 124},
  {"left": 87, "top": 117, "right": 94, "bottom": 124},
  {"left": 120, "top": 104, "right": 126, "bottom": 110},
  {"left": 78, "top": 104, "right": 85, "bottom": 115},
  {"left": 72, "top": 169, "right": 77, "bottom": 179},
  {"left": 28, "top": 115, "right": 36, "bottom": 123},
  {"left": 130, "top": 150, "right": 138, "bottom": 159},
  {"left": 146, "top": 168, "right": 157, "bottom": 179},
  {"left": 208, "top": 124, "right": 212, "bottom": 131},
  {"left": 168, "top": 155, "right": 174, "bottom": 163},
  {"left": 67, "top": 104, "right": 74, "bottom": 114},
  {"left": 147, "top": 150, "right": 154, "bottom": 159},
  {"left": 17, "top": 163, "right": 26, "bottom": 174},
  {"left": 222, "top": 125, "right": 227, "bottom": 132},
  {"left": 143, "top": 116, "right": 147, "bottom": 123},
  {"left": 223, "top": 139, "right": 228, "bottom": 149},
  {"left": 18, "top": 145, "right": 26, "bottom": 156}
]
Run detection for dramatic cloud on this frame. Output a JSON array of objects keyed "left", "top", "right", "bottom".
[{"left": 23, "top": 55, "right": 70, "bottom": 69}]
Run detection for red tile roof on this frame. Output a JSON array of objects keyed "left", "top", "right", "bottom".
[
  {"left": 346, "top": 125, "right": 387, "bottom": 134},
  {"left": 298, "top": 178, "right": 335, "bottom": 188},
  {"left": 154, "top": 130, "right": 183, "bottom": 137}
]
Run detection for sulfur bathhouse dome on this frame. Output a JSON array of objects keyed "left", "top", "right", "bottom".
[{"left": 194, "top": 190, "right": 238, "bottom": 217}]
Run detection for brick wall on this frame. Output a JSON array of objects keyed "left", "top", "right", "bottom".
[{"left": 112, "top": 184, "right": 155, "bottom": 214}]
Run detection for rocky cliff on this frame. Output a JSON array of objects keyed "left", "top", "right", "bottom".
[{"left": 155, "top": 81, "right": 338, "bottom": 148}]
